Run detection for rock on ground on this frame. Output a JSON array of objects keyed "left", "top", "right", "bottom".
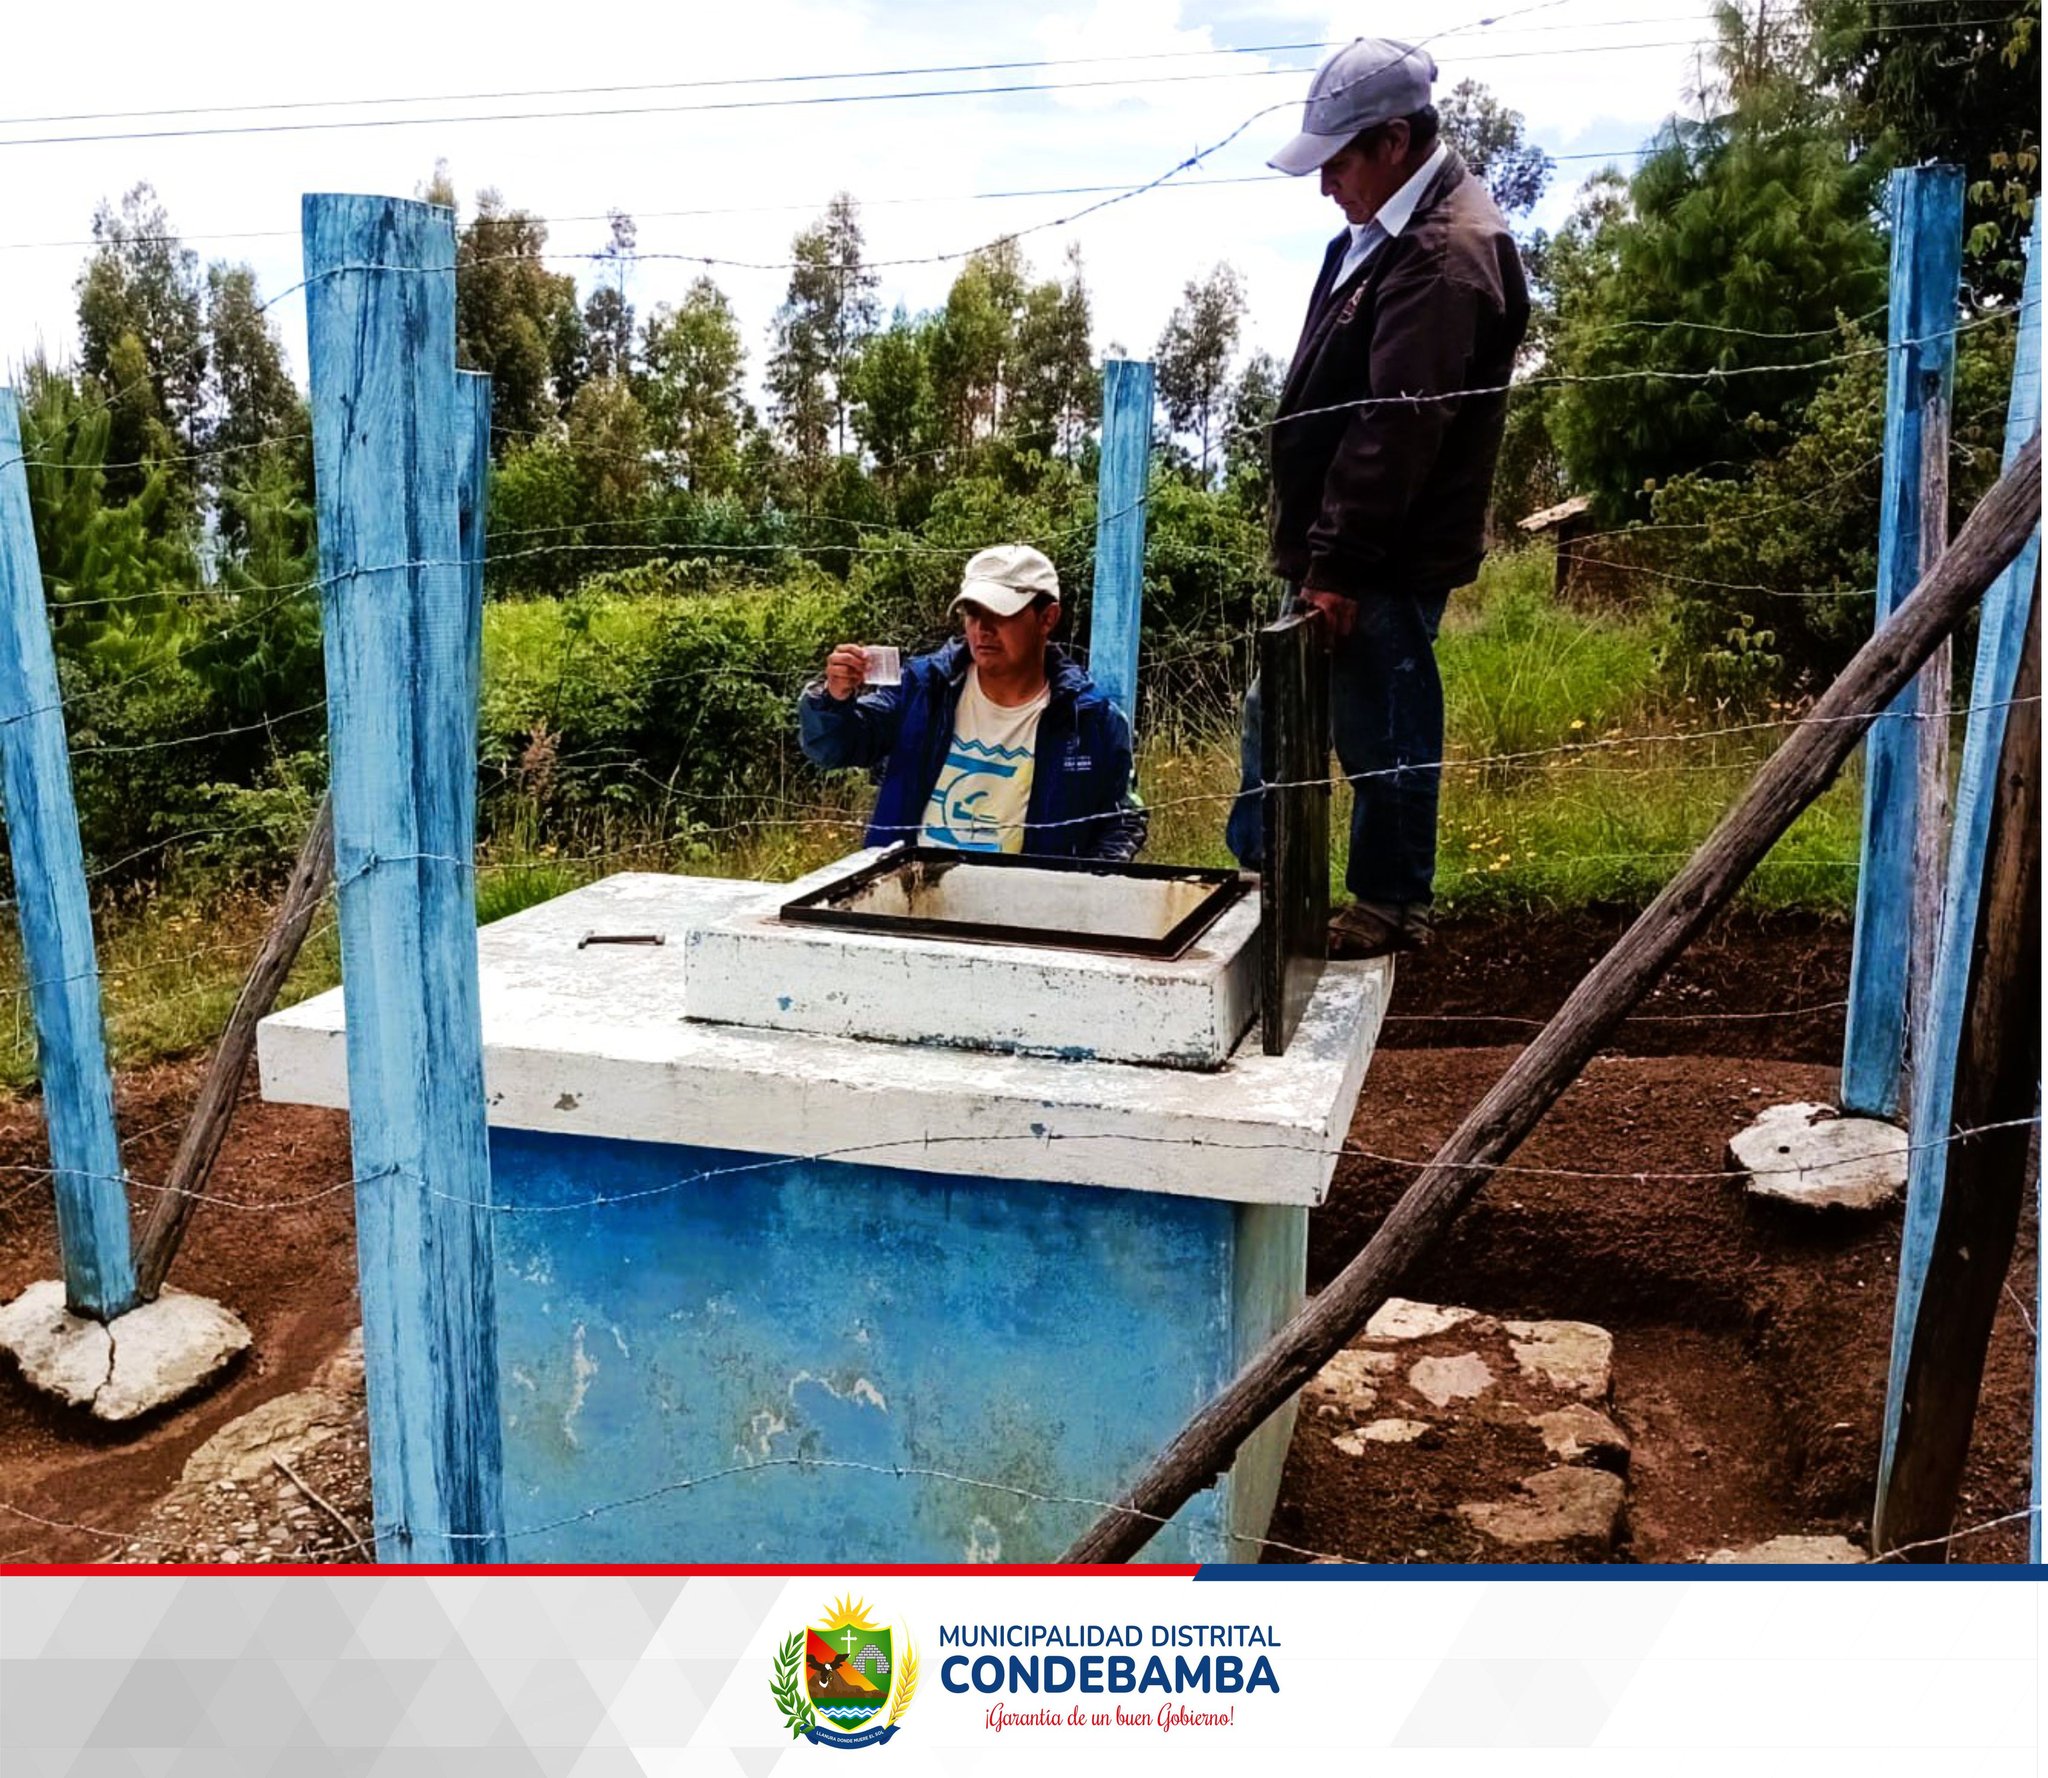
[
  {"left": 0, "top": 1280, "right": 250, "bottom": 1422},
  {"left": 1305, "top": 1300, "right": 1633, "bottom": 1561},
  {"left": 1706, "top": 1534, "right": 1867, "bottom": 1564},
  {"left": 1728, "top": 1101, "right": 1906, "bottom": 1212},
  {"left": 114, "top": 1329, "right": 369, "bottom": 1565},
  {"left": 1502, "top": 1319, "right": 1614, "bottom": 1402},
  {"left": 1530, "top": 1404, "right": 1631, "bottom": 1472},
  {"left": 1365, "top": 1299, "right": 1478, "bottom": 1341},
  {"left": 1458, "top": 1468, "right": 1628, "bottom": 1555},
  {"left": 1408, "top": 1352, "right": 1495, "bottom": 1409},
  {"left": 1305, "top": 1347, "right": 1396, "bottom": 1416}
]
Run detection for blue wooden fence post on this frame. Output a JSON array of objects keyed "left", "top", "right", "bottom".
[
  {"left": 304, "top": 194, "right": 505, "bottom": 1563},
  {"left": 1873, "top": 212, "right": 2040, "bottom": 1551},
  {"left": 1842, "top": 165, "right": 1966, "bottom": 1118},
  {"left": 1089, "top": 357, "right": 1155, "bottom": 729},
  {"left": 456, "top": 371, "right": 491, "bottom": 700},
  {"left": 0, "top": 394, "right": 136, "bottom": 1320}
]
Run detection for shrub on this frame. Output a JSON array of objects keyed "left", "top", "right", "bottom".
[
  {"left": 477, "top": 566, "right": 855, "bottom": 834},
  {"left": 1643, "top": 317, "right": 2016, "bottom": 700}
]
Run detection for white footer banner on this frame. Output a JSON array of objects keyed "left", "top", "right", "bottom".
[{"left": 0, "top": 1570, "right": 2040, "bottom": 1773}]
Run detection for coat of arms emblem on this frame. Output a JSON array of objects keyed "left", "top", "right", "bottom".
[{"left": 771, "top": 1596, "right": 918, "bottom": 1747}]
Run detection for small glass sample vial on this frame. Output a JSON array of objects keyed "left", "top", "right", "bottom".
[{"left": 861, "top": 645, "right": 902, "bottom": 687}]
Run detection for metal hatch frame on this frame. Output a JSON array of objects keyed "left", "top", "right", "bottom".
[{"left": 777, "top": 845, "right": 1253, "bottom": 960}]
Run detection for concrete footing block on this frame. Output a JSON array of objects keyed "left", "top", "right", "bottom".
[
  {"left": 0, "top": 1279, "right": 251, "bottom": 1421},
  {"left": 1730, "top": 1102, "right": 1907, "bottom": 1211}
]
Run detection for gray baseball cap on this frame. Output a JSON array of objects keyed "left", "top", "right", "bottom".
[{"left": 1269, "top": 37, "right": 1438, "bottom": 176}]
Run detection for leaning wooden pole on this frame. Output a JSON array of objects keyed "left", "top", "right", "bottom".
[
  {"left": 131, "top": 793, "right": 334, "bottom": 1301},
  {"left": 1063, "top": 435, "right": 2042, "bottom": 1564},
  {"left": 1871, "top": 584, "right": 2040, "bottom": 1559}
]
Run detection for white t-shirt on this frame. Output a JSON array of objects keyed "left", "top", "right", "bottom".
[{"left": 922, "top": 669, "right": 1051, "bottom": 853}]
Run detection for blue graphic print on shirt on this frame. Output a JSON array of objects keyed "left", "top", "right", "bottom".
[{"left": 923, "top": 736, "right": 1032, "bottom": 851}]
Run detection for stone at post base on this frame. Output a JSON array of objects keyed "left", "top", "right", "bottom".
[
  {"left": 1729, "top": 1101, "right": 1907, "bottom": 1211},
  {"left": 0, "top": 1280, "right": 250, "bottom": 1421},
  {"left": 1705, "top": 1534, "right": 1866, "bottom": 1565}
]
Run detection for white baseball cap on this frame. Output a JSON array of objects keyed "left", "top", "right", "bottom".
[
  {"left": 1269, "top": 37, "right": 1438, "bottom": 176},
  {"left": 950, "top": 543, "right": 1062, "bottom": 617}
]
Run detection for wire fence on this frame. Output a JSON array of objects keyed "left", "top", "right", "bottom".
[
  {"left": 0, "top": 0, "right": 2038, "bottom": 1574},
  {"left": 6, "top": 1469, "right": 2036, "bottom": 1568}
]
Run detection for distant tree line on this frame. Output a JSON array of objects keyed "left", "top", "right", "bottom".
[{"left": 5, "top": 5, "right": 2038, "bottom": 888}]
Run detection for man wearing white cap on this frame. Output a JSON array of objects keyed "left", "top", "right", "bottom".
[
  {"left": 801, "top": 543, "right": 1148, "bottom": 860},
  {"left": 1227, "top": 37, "right": 1529, "bottom": 957}
]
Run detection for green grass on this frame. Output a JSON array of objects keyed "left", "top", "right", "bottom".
[
  {"left": 1141, "top": 547, "right": 1863, "bottom": 917},
  {"left": 0, "top": 547, "right": 1861, "bottom": 1087}
]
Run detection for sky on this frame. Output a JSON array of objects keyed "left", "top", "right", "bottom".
[{"left": 0, "top": 0, "right": 1725, "bottom": 404}]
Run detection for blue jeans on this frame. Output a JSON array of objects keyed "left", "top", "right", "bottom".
[{"left": 1226, "top": 585, "right": 1453, "bottom": 907}]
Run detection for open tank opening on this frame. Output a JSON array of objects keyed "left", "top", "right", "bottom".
[{"left": 776, "top": 845, "right": 1253, "bottom": 959}]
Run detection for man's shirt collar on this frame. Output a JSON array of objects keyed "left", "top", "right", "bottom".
[{"left": 1350, "top": 138, "right": 1449, "bottom": 255}]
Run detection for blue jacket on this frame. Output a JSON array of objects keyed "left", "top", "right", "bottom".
[{"left": 799, "top": 640, "right": 1148, "bottom": 861}]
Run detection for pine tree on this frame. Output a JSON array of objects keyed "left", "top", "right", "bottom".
[
  {"left": 819, "top": 194, "right": 879, "bottom": 453},
  {"left": 583, "top": 210, "right": 638, "bottom": 383},
  {"left": 1805, "top": 0, "right": 2041, "bottom": 300},
  {"left": 849, "top": 308, "right": 937, "bottom": 491},
  {"left": 455, "top": 188, "right": 586, "bottom": 454},
  {"left": 202, "top": 263, "right": 303, "bottom": 553},
  {"left": 929, "top": 240, "right": 1028, "bottom": 449}
]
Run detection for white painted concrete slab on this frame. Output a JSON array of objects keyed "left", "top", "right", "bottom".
[
  {"left": 258, "top": 871, "right": 1389, "bottom": 1206},
  {"left": 686, "top": 851, "right": 1260, "bottom": 1069}
]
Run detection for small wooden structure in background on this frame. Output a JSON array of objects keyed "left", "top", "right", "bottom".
[{"left": 1516, "top": 493, "right": 1592, "bottom": 600}]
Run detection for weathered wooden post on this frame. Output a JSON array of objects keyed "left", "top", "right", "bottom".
[
  {"left": 1088, "top": 357, "right": 1155, "bottom": 728},
  {"left": 1843, "top": 164, "right": 1965, "bottom": 1118},
  {"left": 0, "top": 393, "right": 136, "bottom": 1320},
  {"left": 1258, "top": 613, "right": 1329, "bottom": 1056},
  {"left": 1873, "top": 215, "right": 2041, "bottom": 1556},
  {"left": 303, "top": 194, "right": 504, "bottom": 1563}
]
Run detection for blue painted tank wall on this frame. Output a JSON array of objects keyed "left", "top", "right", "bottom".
[{"left": 483, "top": 1126, "right": 1303, "bottom": 1562}]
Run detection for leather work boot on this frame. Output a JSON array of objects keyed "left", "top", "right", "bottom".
[{"left": 1327, "top": 899, "right": 1433, "bottom": 960}]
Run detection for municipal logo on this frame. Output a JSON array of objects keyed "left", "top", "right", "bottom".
[{"left": 770, "top": 1595, "right": 918, "bottom": 1748}]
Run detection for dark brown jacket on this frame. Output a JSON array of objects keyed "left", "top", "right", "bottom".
[{"left": 1269, "top": 150, "right": 1529, "bottom": 598}]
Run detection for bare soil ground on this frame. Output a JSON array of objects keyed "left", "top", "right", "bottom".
[{"left": 0, "top": 909, "right": 2033, "bottom": 1566}]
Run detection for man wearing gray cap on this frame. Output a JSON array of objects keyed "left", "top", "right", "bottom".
[{"left": 1226, "top": 37, "right": 1528, "bottom": 957}]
